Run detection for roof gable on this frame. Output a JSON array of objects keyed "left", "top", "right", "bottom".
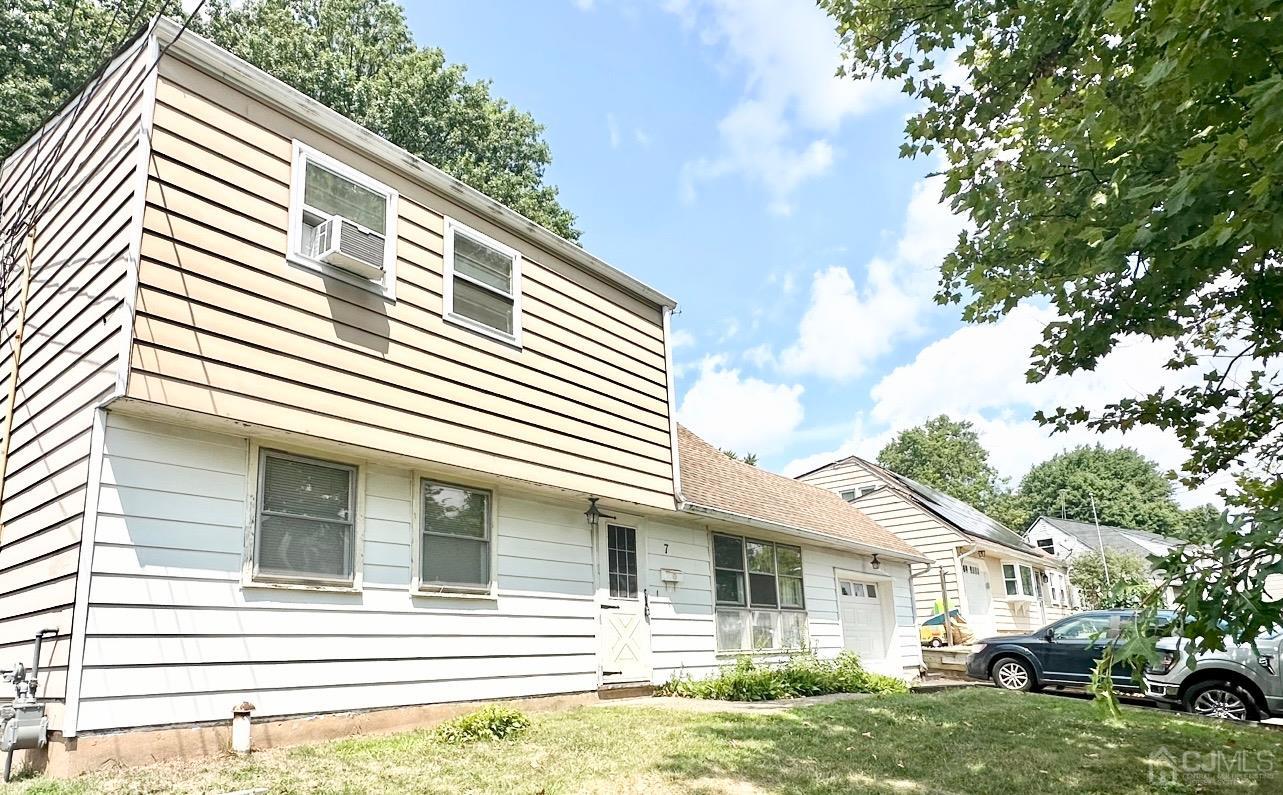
[
  {"left": 849, "top": 457, "right": 1047, "bottom": 557},
  {"left": 1036, "top": 516, "right": 1181, "bottom": 558}
]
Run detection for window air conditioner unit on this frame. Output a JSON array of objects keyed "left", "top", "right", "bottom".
[{"left": 309, "top": 216, "right": 385, "bottom": 280}]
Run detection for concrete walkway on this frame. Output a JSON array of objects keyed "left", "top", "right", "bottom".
[{"left": 592, "top": 692, "right": 875, "bottom": 713}]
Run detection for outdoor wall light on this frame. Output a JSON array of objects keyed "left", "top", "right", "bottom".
[
  {"left": 584, "top": 497, "right": 616, "bottom": 532},
  {"left": 870, "top": 554, "right": 881, "bottom": 570}
]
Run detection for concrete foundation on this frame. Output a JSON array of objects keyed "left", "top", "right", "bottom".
[{"left": 7, "top": 691, "right": 598, "bottom": 779}]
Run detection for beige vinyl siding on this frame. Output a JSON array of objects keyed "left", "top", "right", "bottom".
[
  {"left": 126, "top": 57, "right": 675, "bottom": 509},
  {"left": 0, "top": 35, "right": 151, "bottom": 726},
  {"left": 801, "top": 547, "right": 921, "bottom": 679},
  {"left": 78, "top": 413, "right": 600, "bottom": 731},
  {"left": 799, "top": 461, "right": 964, "bottom": 625}
]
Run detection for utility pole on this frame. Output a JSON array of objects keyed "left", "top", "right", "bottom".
[
  {"left": 938, "top": 567, "right": 953, "bottom": 646},
  {"left": 1090, "top": 492, "right": 1110, "bottom": 589}
]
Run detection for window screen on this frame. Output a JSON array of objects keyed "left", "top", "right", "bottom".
[
  {"left": 420, "top": 481, "right": 491, "bottom": 589},
  {"left": 256, "top": 451, "right": 355, "bottom": 583}
]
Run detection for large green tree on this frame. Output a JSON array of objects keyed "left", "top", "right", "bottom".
[
  {"left": 1068, "top": 549, "right": 1154, "bottom": 610},
  {"left": 823, "top": 0, "right": 1283, "bottom": 695},
  {"left": 1, "top": 0, "right": 578, "bottom": 239},
  {"left": 1018, "top": 445, "right": 1212, "bottom": 538},
  {"left": 876, "top": 416, "right": 1027, "bottom": 526},
  {"left": 1, "top": 1, "right": 173, "bottom": 161}
]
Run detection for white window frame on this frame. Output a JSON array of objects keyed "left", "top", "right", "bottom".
[
  {"left": 442, "top": 216, "right": 523, "bottom": 347},
  {"left": 410, "top": 474, "right": 499, "bottom": 599},
  {"left": 242, "top": 440, "right": 366, "bottom": 593},
  {"left": 287, "top": 140, "right": 399, "bottom": 300},
  {"left": 712, "top": 532, "right": 807, "bottom": 654},
  {"left": 1001, "top": 561, "right": 1037, "bottom": 600}
]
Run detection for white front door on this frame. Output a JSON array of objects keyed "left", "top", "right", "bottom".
[
  {"left": 962, "top": 562, "right": 994, "bottom": 638},
  {"left": 597, "top": 523, "right": 651, "bottom": 684},
  {"left": 838, "top": 580, "right": 888, "bottom": 662}
]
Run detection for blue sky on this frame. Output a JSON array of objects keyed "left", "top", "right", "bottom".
[{"left": 411, "top": 0, "right": 1222, "bottom": 505}]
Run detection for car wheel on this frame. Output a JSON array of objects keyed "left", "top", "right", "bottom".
[
  {"left": 1182, "top": 680, "right": 1260, "bottom": 721},
  {"left": 991, "top": 657, "right": 1035, "bottom": 692},
  {"left": 929, "top": 638, "right": 944, "bottom": 648}
]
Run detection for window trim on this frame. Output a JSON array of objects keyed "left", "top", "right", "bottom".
[
  {"left": 242, "top": 440, "right": 365, "bottom": 593},
  {"left": 712, "top": 532, "right": 806, "bottom": 654},
  {"left": 287, "top": 140, "right": 400, "bottom": 300},
  {"left": 410, "top": 474, "right": 499, "bottom": 599},
  {"left": 442, "top": 216, "right": 523, "bottom": 347},
  {"left": 1001, "top": 561, "right": 1037, "bottom": 600}
]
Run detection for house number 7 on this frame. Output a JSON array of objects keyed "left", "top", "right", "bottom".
[{"left": 664, "top": 543, "right": 669, "bottom": 554}]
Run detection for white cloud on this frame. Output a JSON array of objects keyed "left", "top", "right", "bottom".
[
  {"left": 574, "top": 0, "right": 596, "bottom": 10},
  {"left": 634, "top": 129, "right": 652, "bottom": 147},
  {"left": 667, "top": 0, "right": 898, "bottom": 213},
  {"left": 606, "top": 113, "right": 621, "bottom": 148},
  {"left": 784, "top": 304, "right": 1227, "bottom": 507},
  {"left": 679, "top": 355, "right": 804, "bottom": 454},
  {"left": 770, "top": 176, "right": 962, "bottom": 380},
  {"left": 669, "top": 328, "right": 696, "bottom": 349}
]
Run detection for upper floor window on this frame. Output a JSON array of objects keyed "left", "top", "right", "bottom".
[
  {"left": 288, "top": 141, "right": 398, "bottom": 297},
  {"left": 1036, "top": 538, "right": 1055, "bottom": 555},
  {"left": 840, "top": 486, "right": 877, "bottom": 502},
  {"left": 418, "top": 479, "right": 493, "bottom": 594},
  {"left": 443, "top": 217, "right": 522, "bottom": 345},
  {"left": 253, "top": 449, "right": 358, "bottom": 587}
]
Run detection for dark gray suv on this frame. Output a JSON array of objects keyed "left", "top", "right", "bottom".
[{"left": 1143, "top": 632, "right": 1283, "bottom": 721}]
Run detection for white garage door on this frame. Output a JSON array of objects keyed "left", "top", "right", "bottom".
[{"left": 839, "top": 580, "right": 887, "bottom": 661}]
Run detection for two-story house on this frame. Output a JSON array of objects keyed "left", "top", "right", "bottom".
[
  {"left": 0, "top": 18, "right": 928, "bottom": 776},
  {"left": 798, "top": 456, "right": 1074, "bottom": 640}
]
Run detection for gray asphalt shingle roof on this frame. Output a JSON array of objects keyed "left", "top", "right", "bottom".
[{"left": 1036, "top": 516, "right": 1183, "bottom": 558}]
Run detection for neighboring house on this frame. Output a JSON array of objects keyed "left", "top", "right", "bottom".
[
  {"left": 0, "top": 18, "right": 927, "bottom": 775},
  {"left": 1026, "top": 516, "right": 1184, "bottom": 607},
  {"left": 798, "top": 457, "right": 1074, "bottom": 640}
]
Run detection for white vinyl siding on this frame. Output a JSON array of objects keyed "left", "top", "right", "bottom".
[
  {"left": 73, "top": 415, "right": 922, "bottom": 732},
  {"left": 78, "top": 413, "right": 598, "bottom": 731},
  {"left": 416, "top": 479, "right": 493, "bottom": 594},
  {"left": 253, "top": 450, "right": 357, "bottom": 586}
]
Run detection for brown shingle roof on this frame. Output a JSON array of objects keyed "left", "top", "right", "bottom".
[{"left": 677, "top": 425, "right": 924, "bottom": 560}]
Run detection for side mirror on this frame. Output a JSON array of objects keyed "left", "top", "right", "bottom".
[{"left": 1045, "top": 629, "right": 1057, "bottom": 642}]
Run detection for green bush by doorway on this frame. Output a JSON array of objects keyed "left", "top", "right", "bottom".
[{"left": 657, "top": 652, "right": 908, "bottom": 701}]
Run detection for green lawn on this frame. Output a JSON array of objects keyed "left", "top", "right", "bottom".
[{"left": 6, "top": 689, "right": 1282, "bottom": 794}]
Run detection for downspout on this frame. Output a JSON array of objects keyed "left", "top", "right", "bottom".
[
  {"left": 0, "top": 233, "right": 36, "bottom": 530},
  {"left": 661, "top": 305, "right": 684, "bottom": 510}
]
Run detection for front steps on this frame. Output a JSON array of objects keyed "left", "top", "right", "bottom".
[{"left": 597, "top": 681, "right": 655, "bottom": 700}]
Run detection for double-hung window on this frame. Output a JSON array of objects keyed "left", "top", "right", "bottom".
[
  {"left": 288, "top": 141, "right": 398, "bottom": 296},
  {"left": 443, "top": 218, "right": 522, "bottom": 345},
  {"left": 417, "top": 479, "right": 493, "bottom": 593},
  {"left": 253, "top": 450, "right": 357, "bottom": 586},
  {"left": 713, "top": 534, "right": 806, "bottom": 652},
  {"left": 1002, "top": 562, "right": 1037, "bottom": 598}
]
